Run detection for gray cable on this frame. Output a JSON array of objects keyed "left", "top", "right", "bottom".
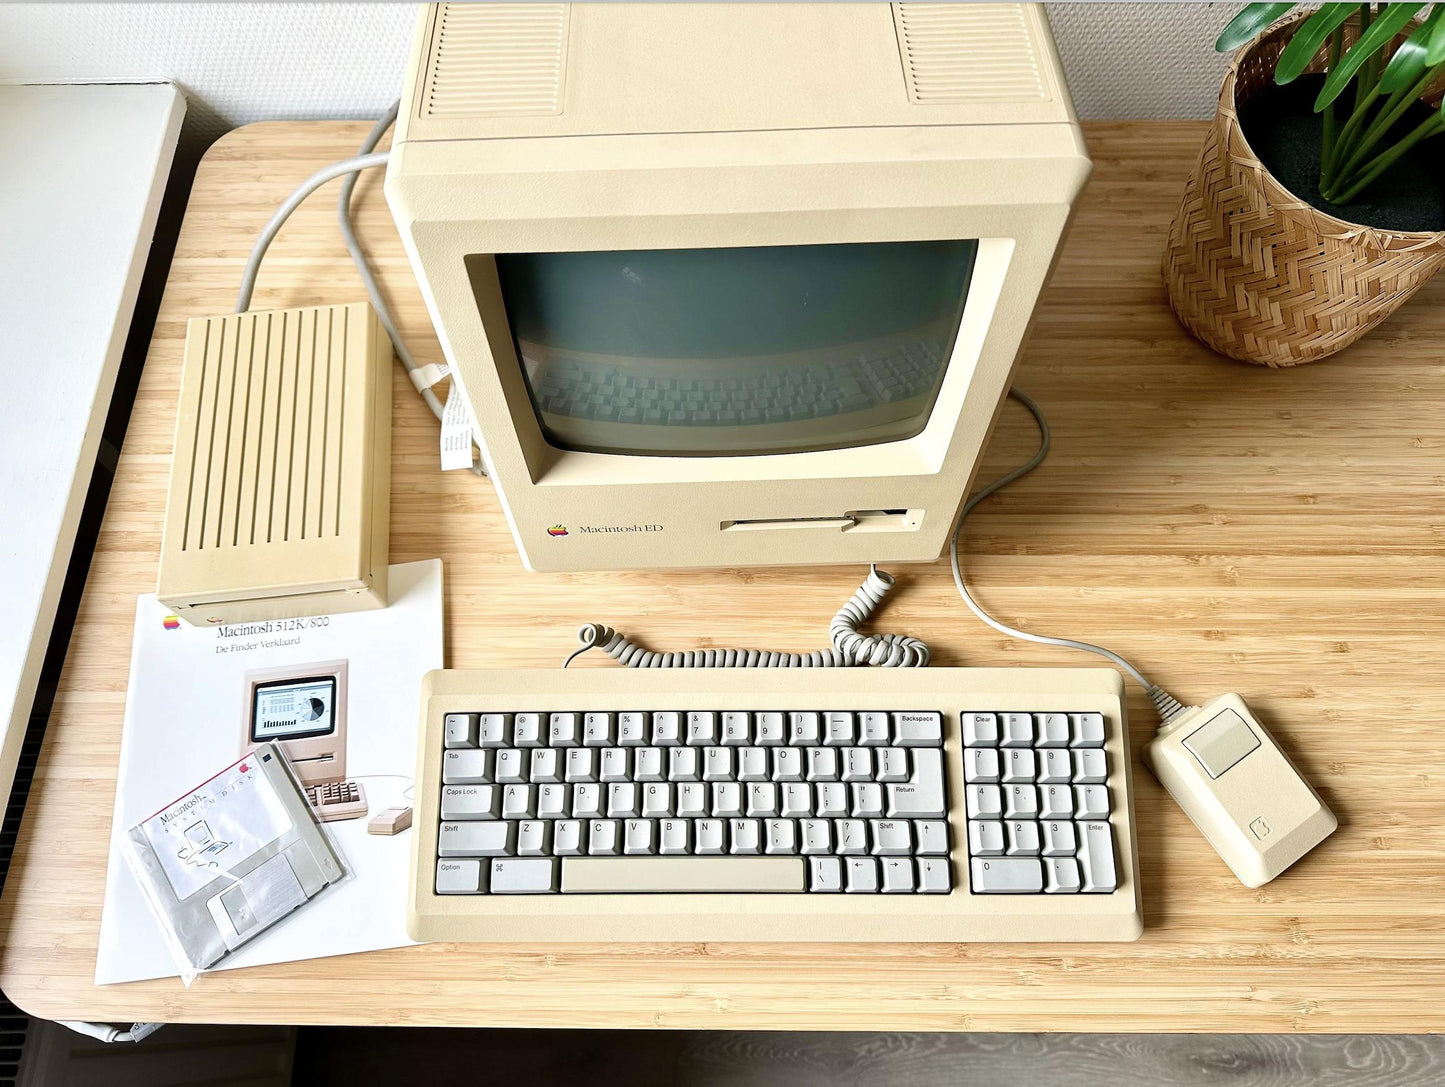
[
  {"left": 950, "top": 389, "right": 1187, "bottom": 721},
  {"left": 565, "top": 565, "right": 929, "bottom": 668},
  {"left": 234, "top": 152, "right": 390, "bottom": 314}
]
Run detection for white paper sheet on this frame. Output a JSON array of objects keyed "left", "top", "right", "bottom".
[{"left": 96, "top": 559, "right": 443, "bottom": 984}]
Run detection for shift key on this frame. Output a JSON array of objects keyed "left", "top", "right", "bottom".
[{"left": 885, "top": 748, "right": 946, "bottom": 817}]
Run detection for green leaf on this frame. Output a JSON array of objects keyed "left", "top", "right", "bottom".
[
  {"left": 1277, "top": 4, "right": 1359, "bottom": 84},
  {"left": 1379, "top": 7, "right": 1445, "bottom": 92},
  {"left": 1216, "top": 2, "right": 1298, "bottom": 52},
  {"left": 1428, "top": 6, "right": 1445, "bottom": 64},
  {"left": 1315, "top": 3, "right": 1424, "bottom": 109}
]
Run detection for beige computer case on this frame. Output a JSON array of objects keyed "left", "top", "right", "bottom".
[
  {"left": 157, "top": 303, "right": 392, "bottom": 625},
  {"left": 386, "top": 3, "right": 1091, "bottom": 573}
]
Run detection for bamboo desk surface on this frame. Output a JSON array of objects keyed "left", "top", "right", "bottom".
[{"left": 2, "top": 120, "right": 1442, "bottom": 1032}]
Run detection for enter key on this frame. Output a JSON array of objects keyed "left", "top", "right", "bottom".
[{"left": 885, "top": 748, "right": 946, "bottom": 818}]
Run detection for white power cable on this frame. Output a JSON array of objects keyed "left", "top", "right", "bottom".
[
  {"left": 565, "top": 565, "right": 928, "bottom": 668},
  {"left": 951, "top": 389, "right": 1187, "bottom": 722}
]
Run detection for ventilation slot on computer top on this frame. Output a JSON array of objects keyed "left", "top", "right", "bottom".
[
  {"left": 422, "top": 2, "right": 568, "bottom": 117},
  {"left": 892, "top": 2, "right": 1049, "bottom": 104}
]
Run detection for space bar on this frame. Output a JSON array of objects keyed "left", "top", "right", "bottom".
[{"left": 561, "top": 857, "right": 805, "bottom": 893}]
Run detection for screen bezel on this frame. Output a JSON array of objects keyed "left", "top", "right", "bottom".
[{"left": 249, "top": 675, "right": 338, "bottom": 744}]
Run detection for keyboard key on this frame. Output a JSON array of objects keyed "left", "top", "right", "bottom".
[
  {"left": 754, "top": 712, "right": 785, "bottom": 746},
  {"left": 1004, "top": 784, "right": 1039, "bottom": 819},
  {"left": 968, "top": 819, "right": 1005, "bottom": 856},
  {"left": 1040, "top": 749, "right": 1073, "bottom": 783},
  {"left": 675, "top": 782, "right": 706, "bottom": 817},
  {"left": 616, "top": 712, "right": 647, "bottom": 746},
  {"left": 917, "top": 857, "right": 951, "bottom": 893},
  {"left": 875, "top": 748, "right": 908, "bottom": 782},
  {"left": 824, "top": 711, "right": 855, "bottom": 746},
  {"left": 815, "top": 782, "right": 848, "bottom": 817},
  {"left": 443, "top": 749, "right": 491, "bottom": 785},
  {"left": 1001, "top": 713, "right": 1034, "bottom": 747},
  {"left": 599, "top": 747, "right": 630, "bottom": 783},
  {"left": 1002, "top": 749, "right": 1036, "bottom": 783},
  {"left": 1035, "top": 713, "right": 1069, "bottom": 747},
  {"left": 859, "top": 712, "right": 890, "bottom": 746},
  {"left": 780, "top": 782, "right": 812, "bottom": 818},
  {"left": 502, "top": 784, "right": 536, "bottom": 819},
  {"left": 1073, "top": 749, "right": 1108, "bottom": 784},
  {"left": 962, "top": 713, "right": 999, "bottom": 746},
  {"left": 1078, "top": 820, "right": 1118, "bottom": 893},
  {"left": 851, "top": 782, "right": 885, "bottom": 817},
  {"left": 1040, "top": 784, "right": 1074, "bottom": 819},
  {"left": 489, "top": 858, "right": 558, "bottom": 893},
  {"left": 1006, "top": 820, "right": 1040, "bottom": 856},
  {"left": 554, "top": 820, "right": 586, "bottom": 856},
  {"left": 1045, "top": 856, "right": 1082, "bottom": 893},
  {"left": 513, "top": 713, "right": 544, "bottom": 748},
  {"left": 870, "top": 819, "right": 912, "bottom": 855},
  {"left": 834, "top": 818, "right": 868, "bottom": 854},
  {"left": 436, "top": 859, "right": 482, "bottom": 894},
  {"left": 634, "top": 747, "right": 664, "bottom": 782},
  {"left": 841, "top": 747, "right": 873, "bottom": 782},
  {"left": 442, "top": 785, "right": 501, "bottom": 820},
  {"left": 738, "top": 747, "right": 768, "bottom": 781},
  {"left": 583, "top": 712, "right": 615, "bottom": 746},
  {"left": 966, "top": 784, "right": 1003, "bottom": 821},
  {"left": 789, "top": 711, "right": 821, "bottom": 745},
  {"left": 660, "top": 818, "right": 691, "bottom": 855},
  {"left": 772, "top": 747, "right": 803, "bottom": 781},
  {"left": 687, "top": 711, "right": 718, "bottom": 746},
  {"left": 845, "top": 857, "right": 880, "bottom": 892},
  {"left": 711, "top": 782, "right": 743, "bottom": 817},
  {"left": 641, "top": 782, "right": 673, "bottom": 817},
  {"left": 914, "top": 820, "right": 949, "bottom": 855},
  {"left": 694, "top": 818, "right": 726, "bottom": 854},
  {"left": 730, "top": 818, "right": 761, "bottom": 854},
  {"left": 885, "top": 748, "right": 946, "bottom": 817},
  {"left": 608, "top": 782, "right": 639, "bottom": 818},
  {"left": 1042, "top": 820, "right": 1077, "bottom": 857},
  {"left": 721, "top": 712, "right": 751, "bottom": 745},
  {"left": 764, "top": 819, "right": 797, "bottom": 854},
  {"left": 970, "top": 856, "right": 1043, "bottom": 893},
  {"left": 1075, "top": 784, "right": 1110, "bottom": 819},
  {"left": 479, "top": 714, "right": 509, "bottom": 747},
  {"left": 439, "top": 820, "right": 515, "bottom": 856},
  {"left": 517, "top": 820, "right": 552, "bottom": 856},
  {"left": 806, "top": 747, "right": 839, "bottom": 781},
  {"left": 623, "top": 818, "right": 655, "bottom": 855},
  {"left": 964, "top": 748, "right": 1000, "bottom": 783},
  {"left": 529, "top": 748, "right": 560, "bottom": 783},
  {"left": 537, "top": 784, "right": 567, "bottom": 819},
  {"left": 589, "top": 819, "right": 620, "bottom": 855},
  {"left": 747, "top": 782, "right": 779, "bottom": 817},
  {"left": 564, "top": 747, "right": 597, "bottom": 783},
  {"left": 560, "top": 856, "right": 804, "bottom": 893},
  {"left": 894, "top": 712, "right": 943, "bottom": 746},
  {"left": 809, "top": 855, "right": 843, "bottom": 892},
  {"left": 571, "top": 783, "right": 603, "bottom": 819},
  {"left": 444, "top": 713, "right": 478, "bottom": 749},
  {"left": 800, "top": 819, "right": 832, "bottom": 854},
  {"left": 549, "top": 713, "right": 581, "bottom": 747},
  {"left": 703, "top": 747, "right": 734, "bottom": 782},
  {"left": 881, "top": 857, "right": 915, "bottom": 893},
  {"left": 1070, "top": 712, "right": 1105, "bottom": 748},
  {"left": 651, "top": 711, "right": 682, "bottom": 746}
]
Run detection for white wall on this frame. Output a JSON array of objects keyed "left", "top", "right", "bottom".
[{"left": 0, "top": 2, "right": 1237, "bottom": 148}]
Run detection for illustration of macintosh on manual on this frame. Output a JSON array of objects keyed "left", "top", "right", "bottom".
[{"left": 242, "top": 660, "right": 367, "bottom": 822}]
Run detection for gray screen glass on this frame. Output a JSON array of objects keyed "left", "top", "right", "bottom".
[{"left": 479, "top": 240, "right": 977, "bottom": 456}]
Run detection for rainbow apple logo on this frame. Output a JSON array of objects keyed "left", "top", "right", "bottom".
[
  {"left": 547, "top": 525, "right": 568, "bottom": 537},
  {"left": 162, "top": 615, "right": 181, "bottom": 630}
]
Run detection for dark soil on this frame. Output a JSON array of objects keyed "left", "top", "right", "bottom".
[{"left": 1237, "top": 74, "right": 1444, "bottom": 232}]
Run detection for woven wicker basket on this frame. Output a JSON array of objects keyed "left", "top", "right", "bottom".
[{"left": 1163, "top": 13, "right": 1445, "bottom": 367}]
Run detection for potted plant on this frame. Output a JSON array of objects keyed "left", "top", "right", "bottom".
[{"left": 1163, "top": 3, "right": 1445, "bottom": 366}]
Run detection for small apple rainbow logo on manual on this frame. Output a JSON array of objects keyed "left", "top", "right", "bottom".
[
  {"left": 547, "top": 525, "right": 569, "bottom": 537},
  {"left": 162, "top": 615, "right": 181, "bottom": 630}
]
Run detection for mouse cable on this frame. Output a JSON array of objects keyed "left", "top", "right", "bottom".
[
  {"left": 950, "top": 389, "right": 1190, "bottom": 724},
  {"left": 234, "top": 101, "right": 485, "bottom": 475}
]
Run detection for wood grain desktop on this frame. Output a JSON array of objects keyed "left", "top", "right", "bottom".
[{"left": 1, "top": 120, "right": 1441, "bottom": 1032}]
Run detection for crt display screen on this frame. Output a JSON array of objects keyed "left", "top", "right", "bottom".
[
  {"left": 479, "top": 240, "right": 977, "bottom": 456},
  {"left": 250, "top": 677, "right": 337, "bottom": 743}
]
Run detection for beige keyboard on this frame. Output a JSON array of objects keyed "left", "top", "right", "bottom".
[
  {"left": 409, "top": 668, "right": 1142, "bottom": 943},
  {"left": 305, "top": 779, "right": 368, "bottom": 823}
]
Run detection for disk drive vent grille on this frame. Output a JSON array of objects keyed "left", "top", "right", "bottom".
[
  {"left": 182, "top": 307, "right": 354, "bottom": 551},
  {"left": 892, "top": 3, "right": 1048, "bottom": 103},
  {"left": 422, "top": 2, "right": 568, "bottom": 117}
]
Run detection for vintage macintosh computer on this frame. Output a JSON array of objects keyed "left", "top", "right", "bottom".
[{"left": 163, "top": 2, "right": 1336, "bottom": 946}]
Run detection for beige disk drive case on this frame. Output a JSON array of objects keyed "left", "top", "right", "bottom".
[{"left": 158, "top": 303, "right": 392, "bottom": 625}]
